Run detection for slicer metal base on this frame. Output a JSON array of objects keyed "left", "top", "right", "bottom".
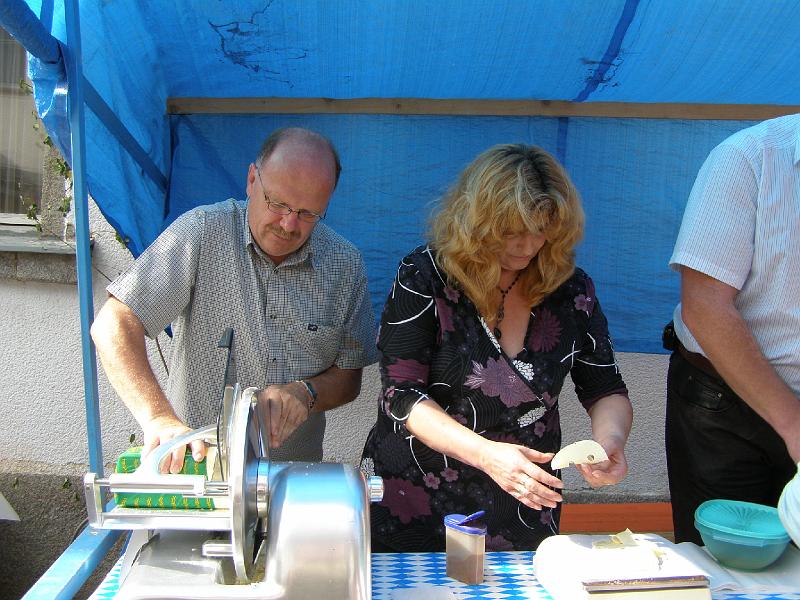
[
  {"left": 115, "top": 531, "right": 283, "bottom": 600},
  {"left": 114, "top": 462, "right": 374, "bottom": 600}
]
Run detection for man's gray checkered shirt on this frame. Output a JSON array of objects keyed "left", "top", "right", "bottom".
[{"left": 108, "top": 199, "right": 378, "bottom": 461}]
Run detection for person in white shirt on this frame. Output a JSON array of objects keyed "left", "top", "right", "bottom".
[{"left": 665, "top": 114, "right": 800, "bottom": 544}]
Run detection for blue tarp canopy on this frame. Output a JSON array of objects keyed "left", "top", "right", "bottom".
[{"left": 5, "top": 0, "right": 800, "bottom": 353}]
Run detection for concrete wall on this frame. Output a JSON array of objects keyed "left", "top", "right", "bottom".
[{"left": 0, "top": 202, "right": 671, "bottom": 598}]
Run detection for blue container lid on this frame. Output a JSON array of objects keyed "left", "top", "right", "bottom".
[
  {"left": 444, "top": 510, "right": 486, "bottom": 535},
  {"left": 695, "top": 499, "right": 789, "bottom": 542}
]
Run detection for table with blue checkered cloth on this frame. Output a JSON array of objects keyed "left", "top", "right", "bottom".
[{"left": 90, "top": 551, "right": 800, "bottom": 600}]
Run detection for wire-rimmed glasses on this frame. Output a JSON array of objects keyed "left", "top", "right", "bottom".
[{"left": 255, "top": 167, "right": 325, "bottom": 223}]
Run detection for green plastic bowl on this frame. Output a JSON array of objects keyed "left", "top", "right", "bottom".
[{"left": 695, "top": 499, "right": 790, "bottom": 571}]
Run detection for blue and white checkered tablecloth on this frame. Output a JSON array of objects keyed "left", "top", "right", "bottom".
[
  {"left": 372, "top": 552, "right": 548, "bottom": 599},
  {"left": 90, "top": 551, "right": 800, "bottom": 600}
]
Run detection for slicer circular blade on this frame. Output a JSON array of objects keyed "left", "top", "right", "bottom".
[{"left": 228, "top": 386, "right": 264, "bottom": 583}]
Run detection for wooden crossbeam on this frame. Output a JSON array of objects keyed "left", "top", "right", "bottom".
[{"left": 166, "top": 97, "right": 800, "bottom": 121}]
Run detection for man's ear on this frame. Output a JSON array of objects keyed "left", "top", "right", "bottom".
[{"left": 246, "top": 163, "right": 257, "bottom": 197}]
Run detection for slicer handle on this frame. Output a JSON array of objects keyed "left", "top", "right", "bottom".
[
  {"left": 108, "top": 472, "right": 208, "bottom": 496},
  {"left": 137, "top": 424, "right": 218, "bottom": 475}
]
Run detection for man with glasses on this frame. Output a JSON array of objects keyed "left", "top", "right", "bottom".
[{"left": 92, "top": 127, "right": 377, "bottom": 472}]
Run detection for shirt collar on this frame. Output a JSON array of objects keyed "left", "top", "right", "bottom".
[{"left": 243, "top": 200, "right": 317, "bottom": 269}]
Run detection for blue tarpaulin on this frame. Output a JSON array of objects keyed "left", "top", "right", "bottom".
[{"left": 6, "top": 0, "right": 800, "bottom": 353}]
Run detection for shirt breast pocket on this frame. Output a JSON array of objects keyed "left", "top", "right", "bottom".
[{"left": 290, "top": 321, "right": 343, "bottom": 378}]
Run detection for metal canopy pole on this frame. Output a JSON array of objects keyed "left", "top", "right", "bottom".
[{"left": 64, "top": 0, "right": 103, "bottom": 475}]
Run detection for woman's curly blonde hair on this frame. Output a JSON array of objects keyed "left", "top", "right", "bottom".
[{"left": 428, "top": 143, "right": 584, "bottom": 318}]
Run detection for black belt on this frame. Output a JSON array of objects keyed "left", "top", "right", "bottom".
[{"left": 676, "top": 341, "right": 722, "bottom": 380}]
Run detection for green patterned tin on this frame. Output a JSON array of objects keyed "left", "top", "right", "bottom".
[{"left": 114, "top": 447, "right": 215, "bottom": 510}]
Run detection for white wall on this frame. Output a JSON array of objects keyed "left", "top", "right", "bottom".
[
  {"left": 2, "top": 200, "right": 146, "bottom": 470},
  {"left": 0, "top": 202, "right": 671, "bottom": 501}
]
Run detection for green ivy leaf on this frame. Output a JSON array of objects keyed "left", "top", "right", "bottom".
[
  {"left": 115, "top": 232, "right": 131, "bottom": 248},
  {"left": 129, "top": 433, "right": 136, "bottom": 444},
  {"left": 62, "top": 478, "right": 71, "bottom": 489},
  {"left": 12, "top": 477, "right": 19, "bottom": 489}
]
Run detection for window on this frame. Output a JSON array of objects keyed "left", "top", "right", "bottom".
[
  {"left": 0, "top": 28, "right": 44, "bottom": 215},
  {"left": 0, "top": 28, "right": 72, "bottom": 266}
]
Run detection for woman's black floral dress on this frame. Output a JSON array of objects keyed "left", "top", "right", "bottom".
[{"left": 360, "top": 246, "right": 628, "bottom": 552}]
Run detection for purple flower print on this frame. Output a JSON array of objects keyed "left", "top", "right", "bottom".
[
  {"left": 538, "top": 410, "right": 559, "bottom": 435},
  {"left": 585, "top": 276, "right": 596, "bottom": 306},
  {"left": 540, "top": 508, "right": 555, "bottom": 527},
  {"left": 575, "top": 277, "right": 597, "bottom": 313},
  {"left": 386, "top": 358, "right": 429, "bottom": 384},
  {"left": 444, "top": 286, "right": 460, "bottom": 302},
  {"left": 441, "top": 468, "right": 459, "bottom": 482},
  {"left": 434, "top": 297, "right": 455, "bottom": 339},
  {"left": 465, "top": 358, "right": 534, "bottom": 407},
  {"left": 486, "top": 534, "right": 514, "bottom": 551},
  {"left": 534, "top": 421, "right": 546, "bottom": 437},
  {"left": 530, "top": 308, "right": 562, "bottom": 352},
  {"left": 381, "top": 478, "right": 432, "bottom": 524},
  {"left": 423, "top": 472, "right": 441, "bottom": 489},
  {"left": 380, "top": 387, "right": 400, "bottom": 416}
]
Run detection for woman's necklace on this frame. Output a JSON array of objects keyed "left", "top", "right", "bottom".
[{"left": 494, "top": 270, "right": 522, "bottom": 339}]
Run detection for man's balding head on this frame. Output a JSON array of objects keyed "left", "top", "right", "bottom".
[{"left": 256, "top": 127, "right": 341, "bottom": 189}]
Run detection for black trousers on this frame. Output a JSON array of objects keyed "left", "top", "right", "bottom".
[{"left": 665, "top": 349, "right": 795, "bottom": 544}]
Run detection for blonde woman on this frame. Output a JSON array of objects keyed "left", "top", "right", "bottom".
[{"left": 360, "top": 144, "right": 633, "bottom": 552}]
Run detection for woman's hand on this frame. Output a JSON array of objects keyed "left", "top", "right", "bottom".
[
  {"left": 478, "top": 441, "right": 563, "bottom": 510},
  {"left": 574, "top": 435, "right": 628, "bottom": 488}
]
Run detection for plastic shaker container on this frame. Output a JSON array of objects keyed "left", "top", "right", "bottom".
[{"left": 444, "top": 510, "right": 487, "bottom": 584}]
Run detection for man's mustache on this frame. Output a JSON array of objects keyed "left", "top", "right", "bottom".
[{"left": 265, "top": 224, "right": 300, "bottom": 240}]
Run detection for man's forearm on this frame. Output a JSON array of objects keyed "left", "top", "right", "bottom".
[
  {"left": 91, "top": 297, "right": 176, "bottom": 425},
  {"left": 303, "top": 365, "right": 363, "bottom": 412},
  {"left": 689, "top": 306, "right": 799, "bottom": 445},
  {"left": 682, "top": 268, "right": 800, "bottom": 460}
]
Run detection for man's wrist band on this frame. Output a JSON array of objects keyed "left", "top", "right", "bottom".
[{"left": 299, "top": 379, "right": 318, "bottom": 411}]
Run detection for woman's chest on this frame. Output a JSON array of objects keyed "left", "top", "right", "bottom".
[{"left": 431, "top": 304, "right": 584, "bottom": 396}]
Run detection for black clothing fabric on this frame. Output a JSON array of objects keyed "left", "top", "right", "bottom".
[{"left": 665, "top": 349, "right": 795, "bottom": 544}]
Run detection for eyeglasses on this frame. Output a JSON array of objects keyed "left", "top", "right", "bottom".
[{"left": 255, "top": 167, "right": 325, "bottom": 223}]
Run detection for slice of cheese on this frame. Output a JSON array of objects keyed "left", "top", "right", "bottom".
[
  {"left": 593, "top": 528, "right": 638, "bottom": 549},
  {"left": 551, "top": 439, "right": 608, "bottom": 470}
]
